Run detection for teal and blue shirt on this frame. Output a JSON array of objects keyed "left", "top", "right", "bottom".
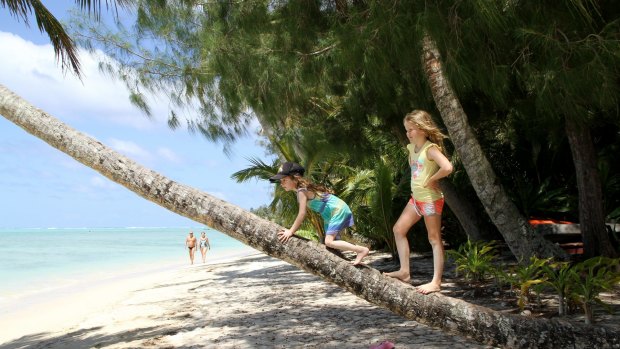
[{"left": 298, "top": 188, "right": 354, "bottom": 236}]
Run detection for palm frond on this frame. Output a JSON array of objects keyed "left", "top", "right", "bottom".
[{"left": 230, "top": 157, "right": 278, "bottom": 183}]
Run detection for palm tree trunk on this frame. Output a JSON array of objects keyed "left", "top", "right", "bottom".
[
  {"left": 420, "top": 34, "right": 567, "bottom": 261},
  {"left": 565, "top": 117, "right": 618, "bottom": 258},
  {"left": 439, "top": 179, "right": 490, "bottom": 241},
  {"left": 1, "top": 84, "right": 617, "bottom": 348}
]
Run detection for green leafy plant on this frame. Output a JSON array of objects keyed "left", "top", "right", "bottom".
[
  {"left": 541, "top": 260, "right": 576, "bottom": 316},
  {"left": 295, "top": 229, "right": 320, "bottom": 242},
  {"left": 531, "top": 280, "right": 548, "bottom": 309},
  {"left": 447, "top": 240, "right": 498, "bottom": 283},
  {"left": 492, "top": 263, "right": 518, "bottom": 296},
  {"left": 511, "top": 257, "right": 551, "bottom": 311},
  {"left": 513, "top": 177, "right": 573, "bottom": 219},
  {"left": 341, "top": 158, "right": 398, "bottom": 254},
  {"left": 570, "top": 257, "right": 620, "bottom": 324}
]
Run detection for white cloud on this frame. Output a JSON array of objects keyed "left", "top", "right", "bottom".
[
  {"left": 0, "top": 30, "right": 275, "bottom": 228},
  {"left": 0, "top": 31, "right": 168, "bottom": 130}
]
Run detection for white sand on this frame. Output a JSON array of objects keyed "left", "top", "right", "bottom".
[
  {"left": 0, "top": 262, "right": 181, "bottom": 344},
  {"left": 0, "top": 252, "right": 490, "bottom": 349}
]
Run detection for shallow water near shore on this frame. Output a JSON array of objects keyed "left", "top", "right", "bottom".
[{"left": 0, "top": 226, "right": 254, "bottom": 299}]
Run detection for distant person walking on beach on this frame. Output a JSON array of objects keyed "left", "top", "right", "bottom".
[
  {"left": 384, "top": 110, "right": 453, "bottom": 295},
  {"left": 199, "top": 231, "right": 211, "bottom": 263},
  {"left": 269, "top": 162, "right": 369, "bottom": 265},
  {"left": 185, "top": 231, "right": 197, "bottom": 265}
]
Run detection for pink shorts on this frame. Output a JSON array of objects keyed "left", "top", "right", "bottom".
[{"left": 408, "top": 197, "right": 444, "bottom": 216}]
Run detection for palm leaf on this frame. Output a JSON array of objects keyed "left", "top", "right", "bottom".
[
  {"left": 1, "top": 0, "right": 134, "bottom": 76},
  {"left": 230, "top": 157, "right": 278, "bottom": 183}
]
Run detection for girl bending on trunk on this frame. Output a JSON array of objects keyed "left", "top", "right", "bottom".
[{"left": 270, "top": 162, "right": 369, "bottom": 265}]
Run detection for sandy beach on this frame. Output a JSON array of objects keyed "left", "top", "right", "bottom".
[{"left": 0, "top": 252, "right": 493, "bottom": 349}]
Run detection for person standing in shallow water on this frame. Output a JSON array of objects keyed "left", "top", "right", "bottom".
[
  {"left": 199, "top": 231, "right": 211, "bottom": 263},
  {"left": 269, "top": 162, "right": 370, "bottom": 265},
  {"left": 384, "top": 110, "right": 453, "bottom": 295},
  {"left": 185, "top": 231, "right": 197, "bottom": 265}
]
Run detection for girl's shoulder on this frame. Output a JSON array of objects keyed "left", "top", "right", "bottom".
[
  {"left": 407, "top": 141, "right": 437, "bottom": 158},
  {"left": 425, "top": 142, "right": 449, "bottom": 163},
  {"left": 421, "top": 141, "right": 441, "bottom": 155},
  {"left": 423, "top": 140, "right": 438, "bottom": 149},
  {"left": 297, "top": 187, "right": 320, "bottom": 200},
  {"left": 296, "top": 187, "right": 310, "bottom": 199}
]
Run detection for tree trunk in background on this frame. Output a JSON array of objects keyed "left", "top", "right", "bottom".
[
  {"left": 440, "top": 180, "right": 490, "bottom": 241},
  {"left": 420, "top": 34, "right": 567, "bottom": 261},
  {"left": 565, "top": 117, "right": 617, "bottom": 258},
  {"left": 2, "top": 84, "right": 617, "bottom": 348}
]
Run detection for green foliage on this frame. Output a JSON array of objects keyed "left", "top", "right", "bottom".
[
  {"left": 600, "top": 142, "right": 620, "bottom": 222},
  {"left": 447, "top": 240, "right": 498, "bottom": 283},
  {"left": 541, "top": 260, "right": 576, "bottom": 316},
  {"left": 509, "top": 257, "right": 551, "bottom": 311},
  {"left": 570, "top": 256, "right": 620, "bottom": 324},
  {"left": 295, "top": 229, "right": 320, "bottom": 242},
  {"left": 491, "top": 263, "right": 516, "bottom": 294},
  {"left": 67, "top": 1, "right": 620, "bottom": 258},
  {"left": 448, "top": 251, "right": 620, "bottom": 321},
  {"left": 250, "top": 204, "right": 280, "bottom": 224},
  {"left": 231, "top": 157, "right": 278, "bottom": 183},
  {"left": 341, "top": 157, "right": 398, "bottom": 254},
  {"left": 606, "top": 205, "right": 620, "bottom": 222},
  {"left": 491, "top": 256, "right": 620, "bottom": 321},
  {"left": 513, "top": 178, "right": 573, "bottom": 219}
]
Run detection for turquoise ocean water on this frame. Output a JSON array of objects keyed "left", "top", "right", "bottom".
[{"left": 0, "top": 226, "right": 255, "bottom": 299}]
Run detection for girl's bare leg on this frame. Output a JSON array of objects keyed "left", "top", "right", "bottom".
[
  {"left": 384, "top": 203, "right": 421, "bottom": 282},
  {"left": 324, "top": 234, "right": 370, "bottom": 265},
  {"left": 417, "top": 214, "right": 444, "bottom": 294}
]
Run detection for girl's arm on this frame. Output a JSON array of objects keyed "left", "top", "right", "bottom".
[
  {"left": 278, "top": 191, "right": 308, "bottom": 242},
  {"left": 425, "top": 146, "right": 454, "bottom": 189}
]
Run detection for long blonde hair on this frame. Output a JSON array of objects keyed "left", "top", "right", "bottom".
[
  {"left": 291, "top": 174, "right": 333, "bottom": 195},
  {"left": 404, "top": 110, "right": 448, "bottom": 153}
]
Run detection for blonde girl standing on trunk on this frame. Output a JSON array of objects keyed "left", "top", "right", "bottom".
[{"left": 385, "top": 110, "right": 453, "bottom": 294}]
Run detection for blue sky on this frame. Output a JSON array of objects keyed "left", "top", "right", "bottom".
[{"left": 0, "top": 3, "right": 275, "bottom": 228}]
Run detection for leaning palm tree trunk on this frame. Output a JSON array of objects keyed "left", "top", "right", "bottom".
[
  {"left": 1, "top": 84, "right": 617, "bottom": 348},
  {"left": 420, "top": 34, "right": 567, "bottom": 261}
]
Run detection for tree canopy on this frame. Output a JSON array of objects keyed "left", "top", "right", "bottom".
[{"left": 28, "top": 0, "right": 618, "bottom": 257}]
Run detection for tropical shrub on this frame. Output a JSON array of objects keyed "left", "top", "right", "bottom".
[
  {"left": 510, "top": 257, "right": 551, "bottom": 311},
  {"left": 541, "top": 260, "right": 575, "bottom": 316},
  {"left": 570, "top": 257, "right": 620, "bottom": 324},
  {"left": 340, "top": 158, "right": 399, "bottom": 254},
  {"left": 295, "top": 229, "right": 320, "bottom": 242},
  {"left": 447, "top": 240, "right": 498, "bottom": 283}
]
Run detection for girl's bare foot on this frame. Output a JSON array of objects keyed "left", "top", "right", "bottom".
[
  {"left": 383, "top": 270, "right": 411, "bottom": 283},
  {"left": 416, "top": 282, "right": 441, "bottom": 295},
  {"left": 351, "top": 247, "right": 370, "bottom": 265}
]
